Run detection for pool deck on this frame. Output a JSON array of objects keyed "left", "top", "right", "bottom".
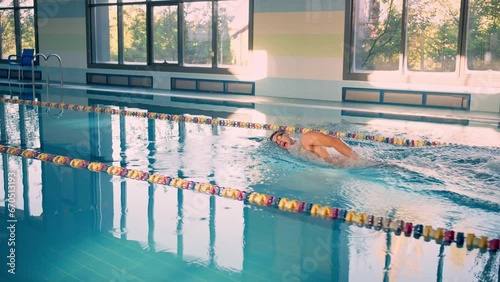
[{"left": 1, "top": 79, "right": 499, "bottom": 128}]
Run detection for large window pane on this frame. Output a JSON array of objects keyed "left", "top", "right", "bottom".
[
  {"left": 153, "top": 5, "right": 178, "bottom": 64},
  {"left": 153, "top": 188, "right": 178, "bottom": 254},
  {"left": 123, "top": 5, "right": 147, "bottom": 64},
  {"left": 93, "top": 0, "right": 117, "bottom": 4},
  {"left": 466, "top": 0, "right": 500, "bottom": 71},
  {"left": 28, "top": 156, "right": 42, "bottom": 217},
  {"left": 19, "top": 0, "right": 34, "bottom": 7},
  {"left": 0, "top": 1, "right": 14, "bottom": 7},
  {"left": 407, "top": 0, "right": 459, "bottom": 72},
  {"left": 182, "top": 192, "right": 210, "bottom": 263},
  {"left": 0, "top": 10, "right": 15, "bottom": 59},
  {"left": 8, "top": 158, "right": 23, "bottom": 212},
  {"left": 348, "top": 0, "right": 500, "bottom": 81},
  {"left": 183, "top": 1, "right": 212, "bottom": 67},
  {"left": 353, "top": 0, "right": 403, "bottom": 71},
  {"left": 123, "top": 180, "right": 149, "bottom": 243},
  {"left": 20, "top": 8, "right": 35, "bottom": 50},
  {"left": 94, "top": 6, "right": 118, "bottom": 63},
  {"left": 217, "top": 0, "right": 249, "bottom": 67},
  {"left": 89, "top": 1, "right": 251, "bottom": 70}
]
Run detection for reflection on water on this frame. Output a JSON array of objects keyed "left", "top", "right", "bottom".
[{"left": 0, "top": 93, "right": 498, "bottom": 281}]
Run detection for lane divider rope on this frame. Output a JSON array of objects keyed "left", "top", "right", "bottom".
[
  {"left": 1, "top": 145, "right": 497, "bottom": 252},
  {"left": 0, "top": 97, "right": 448, "bottom": 147}
]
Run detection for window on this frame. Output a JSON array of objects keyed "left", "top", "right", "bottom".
[
  {"left": 466, "top": 0, "right": 499, "bottom": 71},
  {"left": 88, "top": 0, "right": 251, "bottom": 73},
  {"left": 345, "top": 0, "right": 500, "bottom": 85},
  {"left": 0, "top": 0, "right": 36, "bottom": 61}
]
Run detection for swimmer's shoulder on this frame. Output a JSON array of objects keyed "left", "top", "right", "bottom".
[{"left": 300, "top": 131, "right": 317, "bottom": 148}]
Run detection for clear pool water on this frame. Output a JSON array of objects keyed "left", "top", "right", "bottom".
[{"left": 0, "top": 90, "right": 499, "bottom": 281}]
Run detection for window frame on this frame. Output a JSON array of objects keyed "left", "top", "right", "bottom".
[
  {"left": 86, "top": 0, "right": 253, "bottom": 75},
  {"left": 343, "top": 0, "right": 500, "bottom": 87},
  {"left": 0, "top": 1, "right": 38, "bottom": 64}
]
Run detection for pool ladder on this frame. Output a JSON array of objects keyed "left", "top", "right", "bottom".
[{"left": 20, "top": 53, "right": 64, "bottom": 117}]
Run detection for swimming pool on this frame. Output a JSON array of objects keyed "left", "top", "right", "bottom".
[{"left": 0, "top": 89, "right": 499, "bottom": 281}]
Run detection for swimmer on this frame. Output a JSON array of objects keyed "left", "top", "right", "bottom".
[{"left": 270, "top": 130, "right": 361, "bottom": 166}]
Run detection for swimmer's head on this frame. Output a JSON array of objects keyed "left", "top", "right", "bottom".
[{"left": 270, "top": 130, "right": 294, "bottom": 150}]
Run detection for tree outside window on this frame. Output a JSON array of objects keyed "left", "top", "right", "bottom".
[
  {"left": 89, "top": 0, "right": 251, "bottom": 71},
  {"left": 350, "top": 0, "right": 499, "bottom": 74},
  {"left": 0, "top": 1, "right": 36, "bottom": 60}
]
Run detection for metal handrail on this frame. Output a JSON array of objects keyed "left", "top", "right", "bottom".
[{"left": 31, "top": 53, "right": 64, "bottom": 117}]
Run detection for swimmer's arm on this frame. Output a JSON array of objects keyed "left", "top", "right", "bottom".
[
  {"left": 310, "top": 145, "right": 348, "bottom": 166},
  {"left": 301, "top": 135, "right": 347, "bottom": 164},
  {"left": 305, "top": 132, "right": 361, "bottom": 160}
]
